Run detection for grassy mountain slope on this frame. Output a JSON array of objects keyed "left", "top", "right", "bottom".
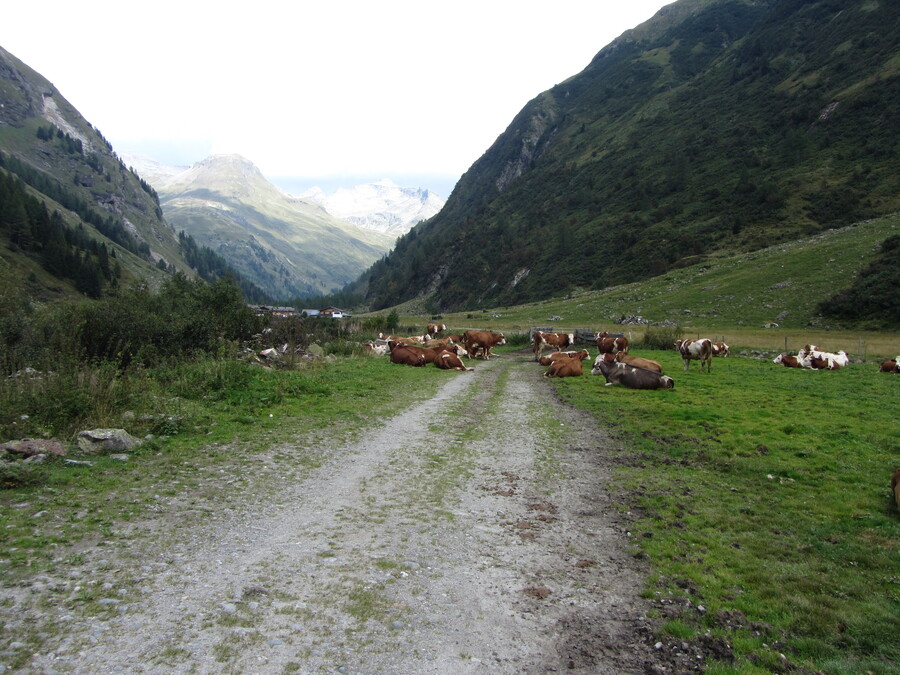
[
  {"left": 361, "top": 0, "right": 900, "bottom": 313},
  {"left": 0, "top": 46, "right": 189, "bottom": 285},
  {"left": 390, "top": 212, "right": 899, "bottom": 333},
  {"left": 0, "top": 46, "right": 273, "bottom": 304},
  {"left": 157, "top": 155, "right": 394, "bottom": 299}
]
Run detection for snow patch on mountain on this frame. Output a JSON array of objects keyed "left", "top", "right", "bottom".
[{"left": 300, "top": 179, "right": 444, "bottom": 237}]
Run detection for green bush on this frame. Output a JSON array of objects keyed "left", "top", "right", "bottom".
[{"left": 638, "top": 325, "right": 684, "bottom": 350}]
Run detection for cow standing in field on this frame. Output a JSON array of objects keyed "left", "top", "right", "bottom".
[
  {"left": 462, "top": 330, "right": 506, "bottom": 360},
  {"left": 532, "top": 330, "right": 575, "bottom": 361},
  {"left": 614, "top": 351, "right": 663, "bottom": 373},
  {"left": 427, "top": 323, "right": 447, "bottom": 337},
  {"left": 879, "top": 356, "right": 900, "bottom": 373},
  {"left": 592, "top": 353, "right": 674, "bottom": 389},
  {"left": 595, "top": 331, "right": 629, "bottom": 355},
  {"left": 675, "top": 338, "right": 713, "bottom": 372}
]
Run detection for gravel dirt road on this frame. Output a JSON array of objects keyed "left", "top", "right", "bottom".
[{"left": 8, "top": 352, "right": 670, "bottom": 674}]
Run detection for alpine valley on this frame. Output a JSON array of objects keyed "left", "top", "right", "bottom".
[
  {"left": 355, "top": 0, "right": 899, "bottom": 326},
  {"left": 122, "top": 153, "right": 404, "bottom": 300}
]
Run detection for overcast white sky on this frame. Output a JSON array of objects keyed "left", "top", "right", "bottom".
[{"left": 3, "top": 1, "right": 671, "bottom": 197}]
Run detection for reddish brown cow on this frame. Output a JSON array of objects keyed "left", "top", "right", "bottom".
[
  {"left": 424, "top": 337, "right": 454, "bottom": 348},
  {"left": 532, "top": 330, "right": 575, "bottom": 361},
  {"left": 544, "top": 353, "right": 587, "bottom": 377},
  {"left": 614, "top": 351, "right": 663, "bottom": 373},
  {"left": 434, "top": 350, "right": 473, "bottom": 371},
  {"left": 427, "top": 323, "right": 447, "bottom": 336},
  {"left": 402, "top": 344, "right": 464, "bottom": 365},
  {"left": 879, "top": 357, "right": 900, "bottom": 373},
  {"left": 595, "top": 331, "right": 629, "bottom": 355},
  {"left": 675, "top": 338, "right": 713, "bottom": 372},
  {"left": 388, "top": 341, "right": 426, "bottom": 367},
  {"left": 538, "top": 350, "right": 588, "bottom": 366},
  {"left": 462, "top": 330, "right": 506, "bottom": 360},
  {"left": 773, "top": 354, "right": 801, "bottom": 368}
]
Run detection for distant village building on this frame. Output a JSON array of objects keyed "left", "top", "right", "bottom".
[
  {"left": 251, "top": 305, "right": 351, "bottom": 319},
  {"left": 248, "top": 305, "right": 297, "bottom": 317}
]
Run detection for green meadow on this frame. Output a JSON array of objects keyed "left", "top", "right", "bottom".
[{"left": 546, "top": 347, "right": 899, "bottom": 674}]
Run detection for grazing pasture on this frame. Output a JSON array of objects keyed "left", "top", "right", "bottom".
[{"left": 549, "top": 348, "right": 899, "bottom": 674}]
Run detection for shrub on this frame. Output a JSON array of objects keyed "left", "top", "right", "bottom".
[{"left": 639, "top": 325, "right": 684, "bottom": 350}]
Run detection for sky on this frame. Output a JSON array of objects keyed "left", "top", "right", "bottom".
[{"left": 3, "top": 1, "right": 672, "bottom": 198}]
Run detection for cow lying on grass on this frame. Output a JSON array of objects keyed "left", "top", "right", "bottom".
[
  {"left": 538, "top": 350, "right": 589, "bottom": 366},
  {"left": 543, "top": 350, "right": 590, "bottom": 377},
  {"left": 591, "top": 353, "right": 674, "bottom": 389},
  {"left": 773, "top": 354, "right": 801, "bottom": 368},
  {"left": 879, "top": 356, "right": 900, "bottom": 373},
  {"left": 614, "top": 351, "right": 663, "bottom": 373}
]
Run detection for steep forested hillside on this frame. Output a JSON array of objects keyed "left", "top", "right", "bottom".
[
  {"left": 361, "top": 0, "right": 899, "bottom": 312},
  {"left": 0, "top": 46, "right": 269, "bottom": 302}
]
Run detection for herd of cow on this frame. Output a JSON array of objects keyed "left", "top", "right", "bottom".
[
  {"left": 367, "top": 324, "right": 900, "bottom": 387},
  {"left": 531, "top": 332, "right": 730, "bottom": 390},
  {"left": 365, "top": 323, "right": 507, "bottom": 371}
]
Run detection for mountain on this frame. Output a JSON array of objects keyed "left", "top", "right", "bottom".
[
  {"left": 359, "top": 0, "right": 900, "bottom": 313},
  {"left": 0, "top": 46, "right": 271, "bottom": 302},
  {"left": 150, "top": 154, "right": 394, "bottom": 299},
  {"left": 0, "top": 46, "right": 189, "bottom": 292},
  {"left": 300, "top": 179, "right": 445, "bottom": 237}
]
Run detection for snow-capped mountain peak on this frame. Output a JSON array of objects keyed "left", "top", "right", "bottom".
[{"left": 301, "top": 179, "right": 444, "bottom": 237}]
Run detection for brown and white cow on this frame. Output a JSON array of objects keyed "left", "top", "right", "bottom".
[
  {"left": 364, "top": 342, "right": 389, "bottom": 356},
  {"left": 711, "top": 341, "right": 730, "bottom": 357},
  {"left": 388, "top": 341, "right": 426, "bottom": 367},
  {"left": 614, "top": 351, "right": 663, "bottom": 373},
  {"left": 434, "top": 350, "right": 473, "bottom": 371},
  {"left": 380, "top": 334, "right": 426, "bottom": 346},
  {"left": 592, "top": 353, "right": 674, "bottom": 389},
  {"left": 544, "top": 351, "right": 589, "bottom": 378},
  {"left": 595, "top": 331, "right": 629, "bottom": 355},
  {"left": 879, "top": 356, "right": 900, "bottom": 373},
  {"left": 427, "top": 323, "right": 447, "bottom": 337},
  {"left": 773, "top": 354, "right": 801, "bottom": 368},
  {"left": 798, "top": 344, "right": 848, "bottom": 370},
  {"left": 538, "top": 350, "right": 588, "bottom": 366},
  {"left": 532, "top": 330, "right": 575, "bottom": 361},
  {"left": 675, "top": 338, "right": 713, "bottom": 372},
  {"left": 462, "top": 330, "right": 506, "bottom": 360},
  {"left": 807, "top": 355, "right": 842, "bottom": 370}
]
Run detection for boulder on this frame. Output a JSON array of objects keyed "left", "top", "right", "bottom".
[
  {"left": 2, "top": 439, "right": 67, "bottom": 458},
  {"left": 76, "top": 429, "right": 142, "bottom": 455}
]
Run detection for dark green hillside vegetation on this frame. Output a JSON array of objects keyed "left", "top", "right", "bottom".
[
  {"left": 552, "top": 350, "right": 899, "bottom": 674},
  {"left": 361, "top": 0, "right": 900, "bottom": 313},
  {"left": 0, "top": 46, "right": 268, "bottom": 304},
  {"left": 0, "top": 169, "right": 120, "bottom": 296},
  {"left": 817, "top": 234, "right": 900, "bottom": 329}
]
